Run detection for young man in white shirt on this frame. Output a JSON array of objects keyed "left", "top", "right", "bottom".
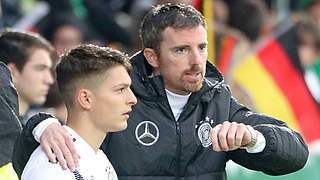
[{"left": 21, "top": 44, "right": 137, "bottom": 180}]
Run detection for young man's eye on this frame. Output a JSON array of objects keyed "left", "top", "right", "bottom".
[{"left": 117, "top": 88, "right": 125, "bottom": 93}]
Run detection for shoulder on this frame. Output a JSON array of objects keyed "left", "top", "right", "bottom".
[
  {"left": 97, "top": 149, "right": 112, "bottom": 164},
  {"left": 21, "top": 146, "right": 74, "bottom": 180}
]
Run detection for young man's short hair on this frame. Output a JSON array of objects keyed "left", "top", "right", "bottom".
[
  {"left": 0, "top": 28, "right": 54, "bottom": 71},
  {"left": 140, "top": 3, "right": 206, "bottom": 55},
  {"left": 56, "top": 44, "right": 131, "bottom": 107}
]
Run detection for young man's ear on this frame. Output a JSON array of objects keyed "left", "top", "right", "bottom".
[
  {"left": 144, "top": 48, "right": 159, "bottom": 68},
  {"left": 6, "top": 63, "right": 19, "bottom": 84},
  {"left": 77, "top": 89, "right": 93, "bottom": 110}
]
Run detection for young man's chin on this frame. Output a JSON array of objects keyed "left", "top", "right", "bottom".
[
  {"left": 30, "top": 98, "right": 46, "bottom": 107},
  {"left": 110, "top": 122, "right": 128, "bottom": 132}
]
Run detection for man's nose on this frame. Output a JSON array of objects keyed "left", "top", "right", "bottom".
[
  {"left": 190, "top": 49, "right": 203, "bottom": 65},
  {"left": 44, "top": 70, "right": 54, "bottom": 85},
  {"left": 127, "top": 88, "right": 137, "bottom": 106}
]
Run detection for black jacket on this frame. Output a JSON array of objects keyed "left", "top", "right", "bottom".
[
  {"left": 13, "top": 51, "right": 309, "bottom": 179},
  {"left": 0, "top": 61, "right": 21, "bottom": 167},
  {"left": 102, "top": 51, "right": 308, "bottom": 179}
]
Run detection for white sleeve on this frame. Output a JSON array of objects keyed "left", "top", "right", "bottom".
[
  {"left": 245, "top": 131, "right": 266, "bottom": 153},
  {"left": 32, "top": 118, "right": 60, "bottom": 143}
]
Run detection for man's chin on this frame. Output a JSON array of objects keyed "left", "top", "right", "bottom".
[
  {"left": 184, "top": 82, "right": 202, "bottom": 93},
  {"left": 32, "top": 98, "right": 46, "bottom": 106}
]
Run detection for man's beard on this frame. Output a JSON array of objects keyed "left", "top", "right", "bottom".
[
  {"left": 182, "top": 65, "right": 204, "bottom": 93},
  {"left": 182, "top": 77, "right": 203, "bottom": 93}
]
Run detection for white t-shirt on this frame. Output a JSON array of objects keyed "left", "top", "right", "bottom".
[
  {"left": 22, "top": 126, "right": 118, "bottom": 180},
  {"left": 165, "top": 89, "right": 191, "bottom": 120}
]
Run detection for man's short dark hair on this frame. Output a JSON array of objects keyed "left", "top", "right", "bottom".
[
  {"left": 140, "top": 3, "right": 206, "bottom": 55},
  {"left": 56, "top": 44, "right": 131, "bottom": 106},
  {"left": 0, "top": 28, "right": 54, "bottom": 71}
]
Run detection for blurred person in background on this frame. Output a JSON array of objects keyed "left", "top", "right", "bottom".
[
  {"left": 295, "top": 15, "right": 320, "bottom": 103},
  {"left": 0, "top": 0, "right": 22, "bottom": 28},
  {"left": 81, "top": 0, "right": 134, "bottom": 52},
  {"left": 301, "top": 0, "right": 320, "bottom": 29},
  {"left": 0, "top": 28, "right": 54, "bottom": 126},
  {"left": 37, "top": 12, "right": 86, "bottom": 56},
  {"left": 227, "top": 0, "right": 272, "bottom": 45},
  {"left": 299, "top": 0, "right": 320, "bottom": 104}
]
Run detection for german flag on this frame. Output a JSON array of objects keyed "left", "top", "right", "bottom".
[
  {"left": 232, "top": 22, "right": 320, "bottom": 144},
  {"left": 216, "top": 36, "right": 237, "bottom": 76}
]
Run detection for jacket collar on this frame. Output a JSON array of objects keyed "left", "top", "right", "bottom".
[{"left": 0, "top": 61, "right": 19, "bottom": 116}]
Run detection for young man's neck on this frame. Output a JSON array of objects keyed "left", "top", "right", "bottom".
[
  {"left": 18, "top": 97, "right": 29, "bottom": 116},
  {"left": 67, "top": 111, "right": 106, "bottom": 152}
]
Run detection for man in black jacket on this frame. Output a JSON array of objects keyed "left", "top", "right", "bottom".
[
  {"left": 0, "top": 62, "right": 20, "bottom": 179},
  {"left": 13, "top": 3, "right": 308, "bottom": 180}
]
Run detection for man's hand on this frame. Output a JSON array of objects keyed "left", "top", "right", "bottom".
[
  {"left": 40, "top": 123, "right": 80, "bottom": 172},
  {"left": 210, "top": 121, "right": 254, "bottom": 151}
]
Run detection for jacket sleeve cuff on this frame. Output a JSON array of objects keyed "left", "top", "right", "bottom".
[
  {"left": 23, "top": 113, "right": 57, "bottom": 143},
  {"left": 32, "top": 117, "right": 60, "bottom": 143}
]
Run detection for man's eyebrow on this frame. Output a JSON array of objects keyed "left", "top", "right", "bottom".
[
  {"left": 34, "top": 64, "right": 51, "bottom": 68},
  {"left": 199, "top": 42, "right": 208, "bottom": 46},
  {"left": 112, "top": 83, "right": 131, "bottom": 88},
  {"left": 171, "top": 45, "right": 190, "bottom": 50}
]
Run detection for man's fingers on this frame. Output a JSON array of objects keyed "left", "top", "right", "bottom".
[
  {"left": 211, "top": 125, "right": 221, "bottom": 151},
  {"left": 211, "top": 122, "right": 251, "bottom": 151},
  {"left": 66, "top": 136, "right": 80, "bottom": 167},
  {"left": 64, "top": 135, "right": 79, "bottom": 172},
  {"left": 218, "top": 122, "right": 230, "bottom": 151},
  {"left": 51, "top": 143, "right": 67, "bottom": 170},
  {"left": 227, "top": 122, "right": 237, "bottom": 149},
  {"left": 234, "top": 123, "right": 246, "bottom": 147},
  {"left": 39, "top": 123, "right": 79, "bottom": 171},
  {"left": 41, "top": 144, "right": 56, "bottom": 163},
  {"left": 61, "top": 146, "right": 75, "bottom": 172}
]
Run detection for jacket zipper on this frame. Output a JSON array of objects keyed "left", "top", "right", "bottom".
[{"left": 175, "top": 120, "right": 181, "bottom": 180}]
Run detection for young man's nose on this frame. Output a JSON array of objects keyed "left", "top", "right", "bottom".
[
  {"left": 127, "top": 88, "right": 137, "bottom": 105},
  {"left": 44, "top": 70, "right": 54, "bottom": 85}
]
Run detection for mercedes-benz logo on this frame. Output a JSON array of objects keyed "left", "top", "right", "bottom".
[{"left": 135, "top": 121, "right": 159, "bottom": 146}]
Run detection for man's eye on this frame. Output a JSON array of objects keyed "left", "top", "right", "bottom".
[
  {"left": 176, "top": 48, "right": 185, "bottom": 53},
  {"left": 199, "top": 45, "right": 207, "bottom": 51},
  {"left": 117, "top": 88, "right": 125, "bottom": 93}
]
